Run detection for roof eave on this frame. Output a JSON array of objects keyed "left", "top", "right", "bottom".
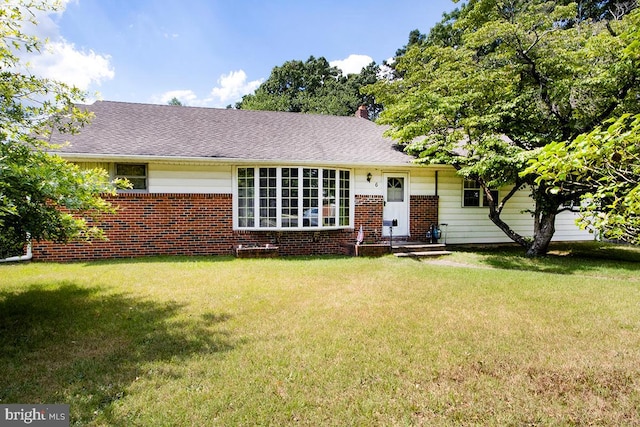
[{"left": 54, "top": 152, "right": 433, "bottom": 168}]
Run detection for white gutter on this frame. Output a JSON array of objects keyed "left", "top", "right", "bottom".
[
  {"left": 54, "top": 152, "right": 432, "bottom": 169},
  {"left": 0, "top": 237, "right": 33, "bottom": 263}
]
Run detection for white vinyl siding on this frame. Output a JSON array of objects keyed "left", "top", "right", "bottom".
[
  {"left": 74, "top": 161, "right": 592, "bottom": 244},
  {"left": 148, "top": 164, "right": 232, "bottom": 193},
  {"left": 426, "top": 168, "right": 592, "bottom": 245}
]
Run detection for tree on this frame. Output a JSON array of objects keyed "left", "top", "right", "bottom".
[
  {"left": 236, "top": 56, "right": 381, "bottom": 117},
  {"left": 167, "top": 97, "right": 184, "bottom": 106},
  {"left": 365, "top": 0, "right": 639, "bottom": 256},
  {"left": 528, "top": 114, "right": 640, "bottom": 244},
  {"left": 526, "top": 8, "right": 640, "bottom": 244},
  {"left": 0, "top": 0, "right": 119, "bottom": 258}
]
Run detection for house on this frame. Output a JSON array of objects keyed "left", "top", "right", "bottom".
[{"left": 33, "top": 101, "right": 592, "bottom": 261}]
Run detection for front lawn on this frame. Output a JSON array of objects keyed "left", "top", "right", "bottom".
[{"left": 1, "top": 243, "right": 639, "bottom": 425}]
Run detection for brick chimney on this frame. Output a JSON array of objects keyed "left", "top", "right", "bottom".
[{"left": 355, "top": 105, "right": 369, "bottom": 119}]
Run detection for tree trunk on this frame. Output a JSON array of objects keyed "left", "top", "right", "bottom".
[
  {"left": 526, "top": 210, "right": 557, "bottom": 257},
  {"left": 485, "top": 182, "right": 562, "bottom": 257}
]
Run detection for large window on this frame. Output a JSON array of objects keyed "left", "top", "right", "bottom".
[
  {"left": 236, "top": 167, "right": 352, "bottom": 229},
  {"left": 463, "top": 179, "right": 498, "bottom": 207}
]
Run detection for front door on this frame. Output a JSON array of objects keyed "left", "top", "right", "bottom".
[{"left": 382, "top": 173, "right": 409, "bottom": 237}]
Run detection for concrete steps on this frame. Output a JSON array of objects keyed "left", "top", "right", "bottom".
[{"left": 392, "top": 242, "right": 452, "bottom": 258}]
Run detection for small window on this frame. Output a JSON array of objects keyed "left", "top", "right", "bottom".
[
  {"left": 387, "top": 177, "right": 404, "bottom": 202},
  {"left": 463, "top": 179, "right": 497, "bottom": 207},
  {"left": 116, "top": 164, "right": 147, "bottom": 191}
]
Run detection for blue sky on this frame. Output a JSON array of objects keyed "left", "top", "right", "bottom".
[{"left": 27, "top": 0, "right": 458, "bottom": 108}]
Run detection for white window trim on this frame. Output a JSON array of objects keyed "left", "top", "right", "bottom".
[
  {"left": 462, "top": 179, "right": 498, "bottom": 208},
  {"left": 113, "top": 163, "right": 148, "bottom": 193},
  {"left": 233, "top": 166, "right": 354, "bottom": 230}
]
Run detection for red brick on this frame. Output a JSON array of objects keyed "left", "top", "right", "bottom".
[{"left": 33, "top": 193, "right": 439, "bottom": 261}]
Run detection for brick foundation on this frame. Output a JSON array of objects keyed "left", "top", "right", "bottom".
[{"left": 32, "top": 193, "right": 438, "bottom": 261}]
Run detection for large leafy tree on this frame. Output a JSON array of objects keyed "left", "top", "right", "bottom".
[
  {"left": 527, "top": 8, "right": 640, "bottom": 244},
  {"left": 365, "top": 0, "right": 639, "bottom": 256},
  {"left": 0, "top": 0, "right": 119, "bottom": 258},
  {"left": 236, "top": 56, "right": 381, "bottom": 117}
]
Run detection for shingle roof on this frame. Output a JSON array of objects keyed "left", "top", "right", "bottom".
[{"left": 51, "top": 101, "right": 413, "bottom": 165}]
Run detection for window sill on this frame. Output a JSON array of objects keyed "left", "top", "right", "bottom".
[{"left": 235, "top": 226, "right": 351, "bottom": 232}]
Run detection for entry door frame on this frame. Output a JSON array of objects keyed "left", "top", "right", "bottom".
[{"left": 382, "top": 172, "right": 410, "bottom": 237}]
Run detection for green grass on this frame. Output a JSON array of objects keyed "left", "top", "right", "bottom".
[{"left": 1, "top": 242, "right": 639, "bottom": 426}]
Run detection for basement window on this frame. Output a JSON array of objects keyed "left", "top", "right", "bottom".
[
  {"left": 463, "top": 179, "right": 498, "bottom": 207},
  {"left": 115, "top": 163, "right": 147, "bottom": 191}
]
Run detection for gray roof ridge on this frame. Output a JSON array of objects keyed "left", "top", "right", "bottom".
[{"left": 88, "top": 99, "right": 375, "bottom": 122}]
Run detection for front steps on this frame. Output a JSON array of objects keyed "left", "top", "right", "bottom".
[{"left": 392, "top": 242, "right": 452, "bottom": 258}]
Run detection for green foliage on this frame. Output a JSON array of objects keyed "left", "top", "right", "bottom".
[
  {"left": 0, "top": 0, "right": 119, "bottom": 257},
  {"left": 167, "top": 97, "right": 184, "bottom": 106},
  {"left": 526, "top": 8, "right": 640, "bottom": 244},
  {"left": 365, "top": 0, "right": 639, "bottom": 255},
  {"left": 528, "top": 114, "right": 640, "bottom": 244},
  {"left": 237, "top": 56, "right": 381, "bottom": 117}
]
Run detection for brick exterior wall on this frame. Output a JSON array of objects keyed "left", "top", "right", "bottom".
[
  {"left": 33, "top": 194, "right": 235, "bottom": 261},
  {"left": 354, "top": 194, "right": 384, "bottom": 243},
  {"left": 410, "top": 195, "right": 440, "bottom": 239},
  {"left": 32, "top": 193, "right": 438, "bottom": 262}
]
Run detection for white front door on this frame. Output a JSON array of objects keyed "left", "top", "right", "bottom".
[{"left": 382, "top": 173, "right": 409, "bottom": 237}]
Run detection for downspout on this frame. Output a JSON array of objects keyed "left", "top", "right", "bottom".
[
  {"left": 435, "top": 170, "right": 439, "bottom": 196},
  {"left": 0, "top": 237, "right": 33, "bottom": 263}
]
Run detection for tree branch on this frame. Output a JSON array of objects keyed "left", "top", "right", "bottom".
[{"left": 479, "top": 177, "right": 531, "bottom": 249}]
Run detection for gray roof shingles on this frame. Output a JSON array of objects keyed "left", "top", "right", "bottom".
[{"left": 52, "top": 101, "right": 413, "bottom": 165}]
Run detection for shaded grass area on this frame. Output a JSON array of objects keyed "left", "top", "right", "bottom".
[
  {"left": 0, "top": 282, "right": 234, "bottom": 424},
  {"left": 447, "top": 241, "right": 640, "bottom": 279},
  {"left": 1, "top": 243, "right": 639, "bottom": 425}
]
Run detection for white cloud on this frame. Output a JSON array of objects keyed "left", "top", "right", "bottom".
[
  {"left": 29, "top": 41, "right": 114, "bottom": 90},
  {"left": 16, "top": 2, "right": 115, "bottom": 92},
  {"left": 210, "top": 70, "right": 263, "bottom": 106},
  {"left": 153, "top": 70, "right": 263, "bottom": 108},
  {"left": 154, "top": 90, "right": 198, "bottom": 106},
  {"left": 330, "top": 54, "right": 373, "bottom": 75}
]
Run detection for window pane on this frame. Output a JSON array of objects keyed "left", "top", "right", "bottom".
[
  {"left": 115, "top": 163, "right": 147, "bottom": 190},
  {"left": 116, "top": 164, "right": 146, "bottom": 176},
  {"left": 464, "top": 179, "right": 480, "bottom": 189},
  {"left": 128, "top": 178, "right": 147, "bottom": 190},
  {"left": 463, "top": 179, "right": 497, "bottom": 207},
  {"left": 237, "top": 168, "right": 255, "bottom": 227},
  {"left": 387, "top": 177, "right": 404, "bottom": 202},
  {"left": 303, "top": 168, "right": 319, "bottom": 227},
  {"left": 259, "top": 168, "right": 277, "bottom": 227},
  {"left": 464, "top": 190, "right": 480, "bottom": 207},
  {"left": 339, "top": 170, "right": 350, "bottom": 226},
  {"left": 281, "top": 168, "right": 299, "bottom": 227},
  {"left": 322, "top": 169, "right": 336, "bottom": 226}
]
